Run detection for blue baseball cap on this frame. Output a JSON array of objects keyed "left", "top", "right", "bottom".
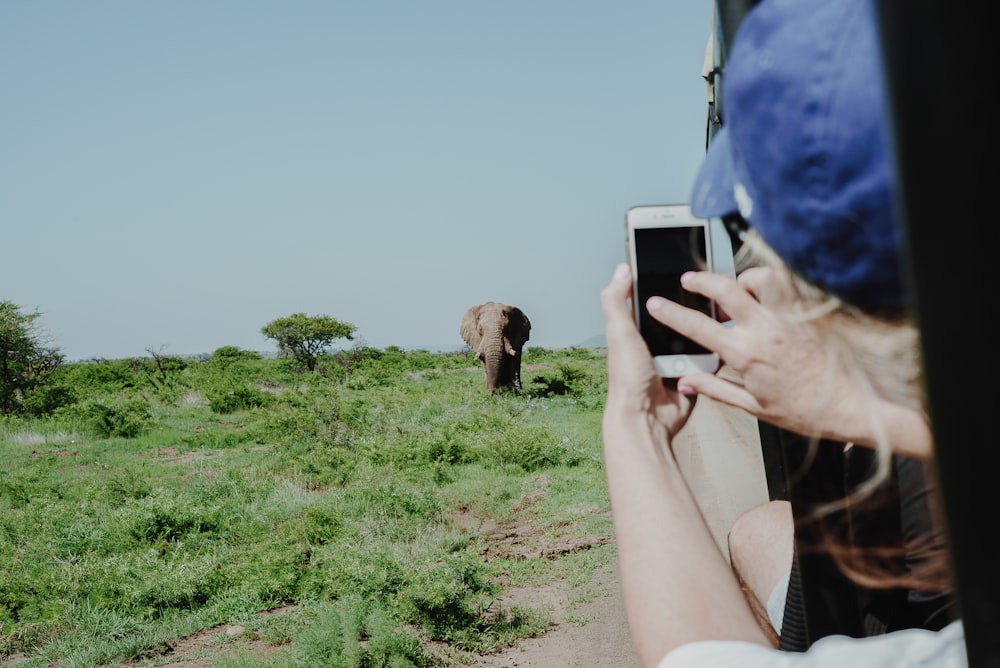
[{"left": 690, "top": 0, "right": 905, "bottom": 313}]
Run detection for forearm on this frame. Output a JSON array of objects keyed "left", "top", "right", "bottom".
[{"left": 602, "top": 407, "right": 771, "bottom": 667}]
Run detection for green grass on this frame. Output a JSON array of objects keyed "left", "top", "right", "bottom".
[{"left": 0, "top": 346, "right": 611, "bottom": 666}]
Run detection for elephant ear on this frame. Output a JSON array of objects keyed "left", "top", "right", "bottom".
[
  {"left": 460, "top": 305, "right": 483, "bottom": 350},
  {"left": 506, "top": 306, "right": 531, "bottom": 347}
]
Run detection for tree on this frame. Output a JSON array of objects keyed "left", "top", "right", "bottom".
[
  {"left": 261, "top": 313, "right": 356, "bottom": 371},
  {"left": 0, "top": 301, "right": 65, "bottom": 414}
]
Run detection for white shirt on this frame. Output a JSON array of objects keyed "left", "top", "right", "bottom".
[{"left": 657, "top": 620, "right": 965, "bottom": 668}]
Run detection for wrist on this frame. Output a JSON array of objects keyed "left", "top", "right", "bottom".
[{"left": 824, "top": 397, "right": 932, "bottom": 460}]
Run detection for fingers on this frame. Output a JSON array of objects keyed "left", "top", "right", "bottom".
[
  {"left": 644, "top": 281, "right": 739, "bottom": 360},
  {"left": 646, "top": 295, "right": 726, "bottom": 352},
  {"left": 737, "top": 266, "right": 792, "bottom": 306},
  {"left": 680, "top": 270, "right": 762, "bottom": 322},
  {"left": 639, "top": 270, "right": 777, "bottom": 370},
  {"left": 677, "top": 372, "right": 762, "bottom": 414},
  {"left": 736, "top": 267, "right": 769, "bottom": 302}
]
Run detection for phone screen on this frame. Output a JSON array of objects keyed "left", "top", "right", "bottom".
[{"left": 634, "top": 225, "right": 713, "bottom": 356}]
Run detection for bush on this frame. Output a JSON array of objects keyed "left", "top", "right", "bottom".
[
  {"left": 59, "top": 356, "right": 189, "bottom": 404},
  {"left": 118, "top": 488, "right": 222, "bottom": 544},
  {"left": 250, "top": 391, "right": 342, "bottom": 447},
  {"left": 398, "top": 553, "right": 496, "bottom": 642},
  {"left": 72, "top": 399, "right": 153, "bottom": 438},
  {"left": 59, "top": 360, "right": 139, "bottom": 394},
  {"left": 20, "top": 383, "right": 77, "bottom": 415},
  {"left": 206, "top": 385, "right": 272, "bottom": 414},
  {"left": 527, "top": 362, "right": 589, "bottom": 398},
  {"left": 292, "top": 599, "right": 431, "bottom": 668},
  {"left": 208, "top": 347, "right": 263, "bottom": 375},
  {"left": 211, "top": 346, "right": 262, "bottom": 362},
  {"left": 477, "top": 423, "right": 584, "bottom": 472}
]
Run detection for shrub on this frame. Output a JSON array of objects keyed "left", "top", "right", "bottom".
[
  {"left": 206, "top": 385, "right": 272, "bottom": 414},
  {"left": 101, "top": 471, "right": 153, "bottom": 505},
  {"left": 476, "top": 423, "right": 584, "bottom": 472},
  {"left": 292, "top": 599, "right": 431, "bottom": 668},
  {"left": 59, "top": 356, "right": 190, "bottom": 405},
  {"left": 117, "top": 487, "right": 223, "bottom": 544},
  {"left": 289, "top": 501, "right": 344, "bottom": 545},
  {"left": 58, "top": 360, "right": 139, "bottom": 394},
  {"left": 251, "top": 391, "right": 342, "bottom": 447},
  {"left": 211, "top": 346, "right": 262, "bottom": 362},
  {"left": 397, "top": 553, "right": 496, "bottom": 642},
  {"left": 527, "top": 362, "right": 589, "bottom": 397},
  {"left": 72, "top": 399, "right": 153, "bottom": 438},
  {"left": 302, "top": 544, "right": 407, "bottom": 603},
  {"left": 20, "top": 383, "right": 77, "bottom": 415}
]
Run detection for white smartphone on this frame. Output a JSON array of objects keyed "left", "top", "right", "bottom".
[{"left": 625, "top": 203, "right": 725, "bottom": 377}]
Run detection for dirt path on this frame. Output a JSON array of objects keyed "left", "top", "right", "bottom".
[{"left": 471, "top": 558, "right": 638, "bottom": 668}]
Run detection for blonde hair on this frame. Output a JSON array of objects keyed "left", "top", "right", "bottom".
[{"left": 735, "top": 229, "right": 951, "bottom": 592}]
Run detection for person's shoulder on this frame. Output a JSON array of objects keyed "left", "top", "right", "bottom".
[{"left": 657, "top": 620, "right": 965, "bottom": 668}]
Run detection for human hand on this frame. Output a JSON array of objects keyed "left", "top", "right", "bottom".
[
  {"left": 643, "top": 266, "right": 864, "bottom": 442},
  {"left": 600, "top": 263, "right": 696, "bottom": 442}
]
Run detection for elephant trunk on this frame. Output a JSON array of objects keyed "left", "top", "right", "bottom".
[{"left": 483, "top": 342, "right": 507, "bottom": 394}]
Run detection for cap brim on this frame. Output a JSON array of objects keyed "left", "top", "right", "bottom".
[{"left": 690, "top": 126, "right": 739, "bottom": 220}]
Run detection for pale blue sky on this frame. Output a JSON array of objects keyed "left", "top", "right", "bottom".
[{"left": 2, "top": 1, "right": 714, "bottom": 361}]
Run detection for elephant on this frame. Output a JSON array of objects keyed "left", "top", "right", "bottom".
[{"left": 460, "top": 302, "right": 532, "bottom": 394}]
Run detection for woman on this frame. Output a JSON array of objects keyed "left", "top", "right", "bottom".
[{"left": 600, "top": 0, "right": 963, "bottom": 665}]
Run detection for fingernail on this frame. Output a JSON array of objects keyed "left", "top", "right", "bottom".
[
  {"left": 680, "top": 271, "right": 695, "bottom": 287},
  {"left": 614, "top": 264, "right": 630, "bottom": 281},
  {"left": 646, "top": 296, "right": 665, "bottom": 312},
  {"left": 678, "top": 383, "right": 696, "bottom": 396}
]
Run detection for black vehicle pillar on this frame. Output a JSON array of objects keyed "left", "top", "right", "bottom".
[{"left": 874, "top": 2, "right": 1000, "bottom": 666}]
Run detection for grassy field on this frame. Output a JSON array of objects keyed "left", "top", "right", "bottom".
[{"left": 0, "top": 345, "right": 613, "bottom": 667}]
